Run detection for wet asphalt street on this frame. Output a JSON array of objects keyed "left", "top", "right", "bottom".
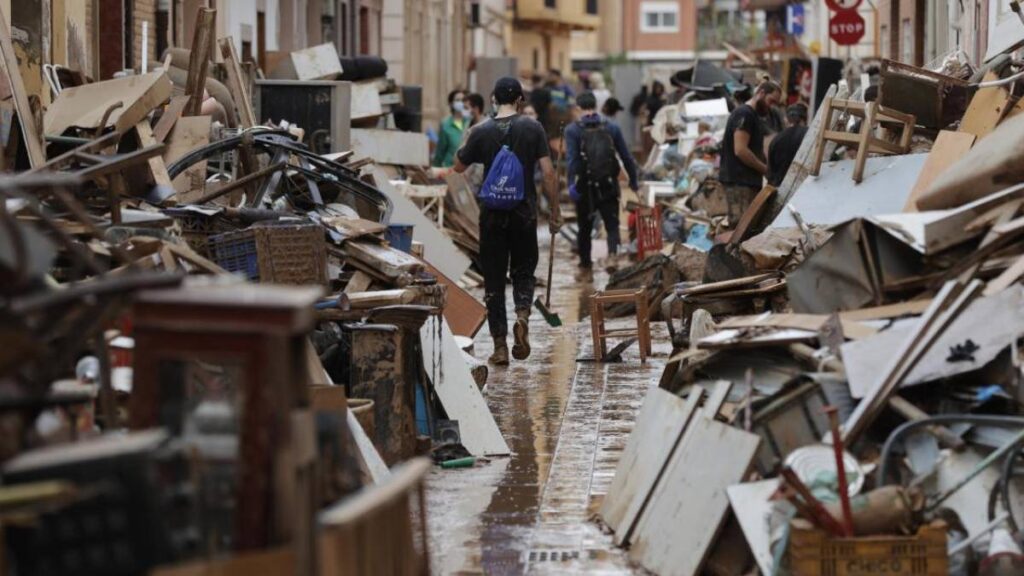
[{"left": 426, "top": 230, "right": 670, "bottom": 575}]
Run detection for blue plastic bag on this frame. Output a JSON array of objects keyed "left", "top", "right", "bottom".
[{"left": 478, "top": 145, "right": 525, "bottom": 210}]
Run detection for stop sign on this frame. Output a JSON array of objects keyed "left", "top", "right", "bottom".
[
  {"left": 826, "top": 0, "right": 863, "bottom": 11},
  {"left": 830, "top": 10, "right": 865, "bottom": 45}
]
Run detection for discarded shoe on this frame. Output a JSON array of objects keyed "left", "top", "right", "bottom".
[{"left": 512, "top": 312, "right": 531, "bottom": 360}]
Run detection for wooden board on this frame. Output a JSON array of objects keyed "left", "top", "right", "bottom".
[
  {"left": 163, "top": 115, "right": 211, "bottom": 202},
  {"left": 420, "top": 260, "right": 486, "bottom": 339},
  {"left": 629, "top": 415, "right": 760, "bottom": 576},
  {"left": 601, "top": 387, "right": 702, "bottom": 545},
  {"left": 0, "top": 5, "right": 44, "bottom": 167},
  {"left": 44, "top": 71, "right": 173, "bottom": 136},
  {"left": 959, "top": 72, "right": 1013, "bottom": 139},
  {"left": 351, "top": 81, "right": 384, "bottom": 120},
  {"left": 369, "top": 167, "right": 471, "bottom": 282},
  {"left": 727, "top": 480, "right": 778, "bottom": 576},
  {"left": 352, "top": 129, "right": 430, "bottom": 167},
  {"left": 218, "top": 37, "right": 256, "bottom": 128},
  {"left": 270, "top": 43, "right": 343, "bottom": 81},
  {"left": 905, "top": 130, "right": 975, "bottom": 212},
  {"left": 420, "top": 316, "right": 509, "bottom": 456},
  {"left": 136, "top": 121, "right": 173, "bottom": 190}
]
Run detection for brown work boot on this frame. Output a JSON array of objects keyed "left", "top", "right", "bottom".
[
  {"left": 512, "top": 311, "right": 531, "bottom": 360},
  {"left": 489, "top": 339, "right": 510, "bottom": 366}
]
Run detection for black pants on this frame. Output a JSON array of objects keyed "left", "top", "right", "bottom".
[
  {"left": 575, "top": 180, "right": 620, "bottom": 266},
  {"left": 479, "top": 209, "right": 539, "bottom": 338}
]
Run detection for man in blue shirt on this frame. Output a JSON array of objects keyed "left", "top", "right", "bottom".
[{"left": 566, "top": 92, "right": 639, "bottom": 269}]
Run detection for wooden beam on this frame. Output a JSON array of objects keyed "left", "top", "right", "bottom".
[
  {"left": 0, "top": 5, "right": 45, "bottom": 167},
  {"left": 218, "top": 37, "right": 257, "bottom": 128},
  {"left": 184, "top": 8, "right": 217, "bottom": 117},
  {"left": 135, "top": 121, "right": 173, "bottom": 191}
]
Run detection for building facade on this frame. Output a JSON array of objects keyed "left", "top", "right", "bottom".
[{"left": 507, "top": 0, "right": 600, "bottom": 76}]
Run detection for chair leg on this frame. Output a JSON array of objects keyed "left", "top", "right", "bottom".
[
  {"left": 636, "top": 290, "right": 649, "bottom": 363},
  {"left": 810, "top": 97, "right": 833, "bottom": 177},
  {"left": 852, "top": 102, "right": 874, "bottom": 184},
  {"left": 590, "top": 296, "right": 604, "bottom": 363}
]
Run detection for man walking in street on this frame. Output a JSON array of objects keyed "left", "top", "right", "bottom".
[
  {"left": 719, "top": 80, "right": 781, "bottom": 224},
  {"left": 455, "top": 77, "right": 561, "bottom": 366},
  {"left": 566, "top": 91, "right": 639, "bottom": 270}
]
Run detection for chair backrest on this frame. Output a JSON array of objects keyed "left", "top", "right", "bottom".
[
  {"left": 636, "top": 205, "right": 663, "bottom": 260},
  {"left": 319, "top": 458, "right": 432, "bottom": 576}
]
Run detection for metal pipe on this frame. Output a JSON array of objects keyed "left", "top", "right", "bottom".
[
  {"left": 927, "top": 427, "right": 1024, "bottom": 511},
  {"left": 876, "top": 415, "right": 1024, "bottom": 486},
  {"left": 948, "top": 510, "right": 1010, "bottom": 557}
]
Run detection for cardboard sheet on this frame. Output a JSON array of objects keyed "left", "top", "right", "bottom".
[{"left": 45, "top": 71, "right": 172, "bottom": 136}]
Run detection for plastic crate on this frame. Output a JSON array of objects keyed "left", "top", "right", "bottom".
[
  {"left": 787, "top": 521, "right": 948, "bottom": 576},
  {"left": 208, "top": 220, "right": 327, "bottom": 285}
]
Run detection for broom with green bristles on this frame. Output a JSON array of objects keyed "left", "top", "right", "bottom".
[{"left": 534, "top": 124, "right": 565, "bottom": 328}]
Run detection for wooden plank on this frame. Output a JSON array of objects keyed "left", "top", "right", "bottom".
[
  {"left": 602, "top": 388, "right": 702, "bottom": 545},
  {"left": 727, "top": 479, "right": 778, "bottom": 576},
  {"left": 218, "top": 37, "right": 256, "bottom": 128},
  {"left": 0, "top": 5, "right": 44, "bottom": 167},
  {"left": 45, "top": 71, "right": 173, "bottom": 137},
  {"left": 960, "top": 72, "right": 1014, "bottom": 139},
  {"left": 352, "top": 129, "right": 430, "bottom": 167},
  {"left": 984, "top": 253, "right": 1024, "bottom": 296},
  {"left": 841, "top": 280, "right": 982, "bottom": 444},
  {"left": 420, "top": 316, "right": 509, "bottom": 456},
  {"left": 703, "top": 379, "right": 733, "bottom": 418},
  {"left": 343, "top": 271, "right": 373, "bottom": 294},
  {"left": 370, "top": 167, "right": 471, "bottom": 282},
  {"left": 151, "top": 546, "right": 294, "bottom": 576},
  {"left": 905, "top": 131, "right": 976, "bottom": 212},
  {"left": 163, "top": 115, "right": 211, "bottom": 202},
  {"left": 135, "top": 121, "right": 173, "bottom": 190},
  {"left": 728, "top": 185, "right": 775, "bottom": 244},
  {"left": 629, "top": 415, "right": 761, "bottom": 576},
  {"left": 153, "top": 95, "right": 189, "bottom": 143},
  {"left": 184, "top": 8, "right": 217, "bottom": 117},
  {"left": 420, "top": 260, "right": 486, "bottom": 338}
]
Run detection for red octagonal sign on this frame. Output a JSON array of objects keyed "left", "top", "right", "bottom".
[{"left": 830, "top": 10, "right": 865, "bottom": 45}]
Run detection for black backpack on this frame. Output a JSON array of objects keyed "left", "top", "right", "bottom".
[{"left": 579, "top": 120, "right": 620, "bottom": 183}]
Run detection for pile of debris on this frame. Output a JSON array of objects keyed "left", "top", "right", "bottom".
[
  {"left": 597, "top": 54, "right": 1024, "bottom": 575},
  {"left": 0, "top": 5, "right": 506, "bottom": 575}
]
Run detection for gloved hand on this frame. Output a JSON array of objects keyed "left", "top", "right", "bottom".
[{"left": 569, "top": 183, "right": 580, "bottom": 202}]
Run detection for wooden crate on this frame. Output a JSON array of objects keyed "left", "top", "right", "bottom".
[{"left": 787, "top": 521, "right": 948, "bottom": 576}]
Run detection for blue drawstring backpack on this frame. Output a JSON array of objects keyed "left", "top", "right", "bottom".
[{"left": 478, "top": 120, "right": 525, "bottom": 210}]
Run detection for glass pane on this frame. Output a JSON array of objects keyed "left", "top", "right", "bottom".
[
  {"left": 663, "top": 12, "right": 677, "bottom": 28},
  {"left": 645, "top": 12, "right": 659, "bottom": 28}
]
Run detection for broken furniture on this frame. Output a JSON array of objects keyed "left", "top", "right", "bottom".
[
  {"left": 636, "top": 204, "right": 664, "bottom": 260},
  {"left": 878, "top": 59, "right": 970, "bottom": 131},
  {"left": 810, "top": 98, "right": 916, "bottom": 183},
  {"left": 208, "top": 220, "right": 328, "bottom": 286},
  {"left": 590, "top": 287, "right": 652, "bottom": 363},
  {"left": 319, "top": 458, "right": 431, "bottom": 576},
  {"left": 128, "top": 282, "right": 322, "bottom": 572}
]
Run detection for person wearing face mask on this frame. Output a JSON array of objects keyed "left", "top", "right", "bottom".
[
  {"left": 719, "top": 79, "right": 782, "bottom": 225},
  {"left": 433, "top": 89, "right": 468, "bottom": 167}
]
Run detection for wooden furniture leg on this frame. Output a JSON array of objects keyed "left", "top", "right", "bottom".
[
  {"left": 852, "top": 102, "right": 875, "bottom": 184},
  {"left": 810, "top": 97, "right": 833, "bottom": 177}
]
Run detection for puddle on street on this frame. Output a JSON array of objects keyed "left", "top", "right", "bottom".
[{"left": 426, "top": 231, "right": 653, "bottom": 575}]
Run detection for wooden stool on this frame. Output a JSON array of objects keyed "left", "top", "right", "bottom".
[
  {"left": 590, "top": 287, "right": 652, "bottom": 363},
  {"left": 636, "top": 205, "right": 663, "bottom": 260},
  {"left": 810, "top": 98, "right": 915, "bottom": 183}
]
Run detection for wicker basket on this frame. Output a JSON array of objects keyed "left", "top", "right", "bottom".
[
  {"left": 787, "top": 521, "right": 948, "bottom": 576},
  {"left": 208, "top": 220, "right": 327, "bottom": 285}
]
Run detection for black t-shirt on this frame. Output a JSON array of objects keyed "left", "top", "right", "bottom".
[
  {"left": 720, "top": 104, "right": 766, "bottom": 188},
  {"left": 767, "top": 125, "right": 808, "bottom": 187},
  {"left": 457, "top": 114, "right": 550, "bottom": 218}
]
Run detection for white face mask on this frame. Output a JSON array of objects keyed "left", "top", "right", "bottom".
[{"left": 452, "top": 101, "right": 466, "bottom": 115}]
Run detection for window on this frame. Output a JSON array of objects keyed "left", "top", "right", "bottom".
[
  {"left": 901, "top": 18, "right": 912, "bottom": 63},
  {"left": 640, "top": 2, "right": 680, "bottom": 33},
  {"left": 545, "top": 0, "right": 556, "bottom": 8},
  {"left": 879, "top": 24, "right": 889, "bottom": 59},
  {"left": 586, "top": 0, "right": 598, "bottom": 16}
]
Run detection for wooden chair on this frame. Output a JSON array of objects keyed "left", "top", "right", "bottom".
[
  {"left": 636, "top": 205, "right": 663, "bottom": 260},
  {"left": 319, "top": 458, "right": 431, "bottom": 576},
  {"left": 809, "top": 97, "right": 915, "bottom": 183},
  {"left": 590, "top": 287, "right": 652, "bottom": 363}
]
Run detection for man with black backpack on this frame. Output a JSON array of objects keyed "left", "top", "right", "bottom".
[
  {"left": 566, "top": 91, "right": 639, "bottom": 270},
  {"left": 454, "top": 77, "right": 561, "bottom": 366}
]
